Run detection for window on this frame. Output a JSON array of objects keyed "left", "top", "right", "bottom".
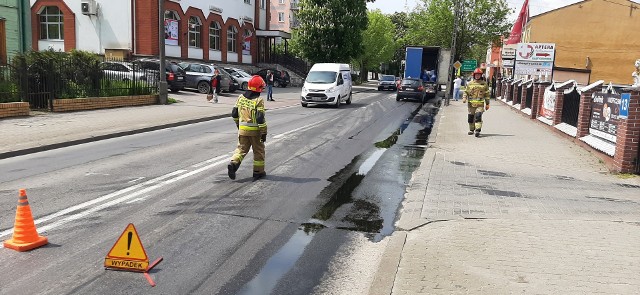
[
  {"left": 278, "top": 12, "right": 285, "bottom": 22},
  {"left": 188, "top": 17, "right": 201, "bottom": 48},
  {"left": 279, "top": 0, "right": 285, "bottom": 3},
  {"left": 227, "top": 26, "right": 237, "bottom": 53},
  {"left": 209, "top": 22, "right": 221, "bottom": 50},
  {"left": 244, "top": 0, "right": 250, "bottom": 4},
  {"left": 39, "top": 6, "right": 64, "bottom": 40}
]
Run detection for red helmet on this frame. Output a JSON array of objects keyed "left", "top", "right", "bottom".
[
  {"left": 473, "top": 68, "right": 483, "bottom": 75},
  {"left": 247, "top": 75, "right": 266, "bottom": 92}
]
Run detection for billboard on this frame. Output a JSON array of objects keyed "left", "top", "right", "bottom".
[
  {"left": 590, "top": 92, "right": 622, "bottom": 143},
  {"left": 515, "top": 43, "right": 555, "bottom": 76},
  {"left": 164, "top": 19, "right": 179, "bottom": 46}
]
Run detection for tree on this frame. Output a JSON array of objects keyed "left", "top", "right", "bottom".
[
  {"left": 354, "top": 10, "right": 396, "bottom": 81},
  {"left": 404, "top": 0, "right": 511, "bottom": 62},
  {"left": 296, "top": 0, "right": 369, "bottom": 63}
]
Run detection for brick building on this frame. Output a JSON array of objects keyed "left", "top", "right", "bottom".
[{"left": 29, "top": 0, "right": 273, "bottom": 64}]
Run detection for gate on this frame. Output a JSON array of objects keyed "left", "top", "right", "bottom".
[
  {"left": 0, "top": 59, "right": 53, "bottom": 110},
  {"left": 561, "top": 86, "right": 581, "bottom": 127},
  {"left": 525, "top": 83, "right": 533, "bottom": 109}
]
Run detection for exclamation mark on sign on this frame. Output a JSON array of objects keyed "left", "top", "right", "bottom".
[{"left": 127, "top": 232, "right": 132, "bottom": 256}]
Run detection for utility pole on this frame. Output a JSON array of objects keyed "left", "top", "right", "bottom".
[
  {"left": 158, "top": 0, "right": 168, "bottom": 104},
  {"left": 447, "top": 0, "right": 461, "bottom": 100}
]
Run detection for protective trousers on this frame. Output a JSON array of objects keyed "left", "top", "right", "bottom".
[
  {"left": 467, "top": 106, "right": 484, "bottom": 131},
  {"left": 231, "top": 135, "right": 265, "bottom": 173}
]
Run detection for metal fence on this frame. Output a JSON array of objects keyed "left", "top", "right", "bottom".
[
  {"left": 515, "top": 84, "right": 523, "bottom": 105},
  {"left": 0, "top": 55, "right": 158, "bottom": 111},
  {"left": 525, "top": 83, "right": 533, "bottom": 109},
  {"left": 561, "top": 87, "right": 581, "bottom": 127}
]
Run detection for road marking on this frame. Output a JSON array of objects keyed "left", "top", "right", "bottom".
[
  {"left": 191, "top": 155, "right": 228, "bottom": 168},
  {"left": 127, "top": 177, "right": 145, "bottom": 183},
  {"left": 125, "top": 196, "right": 149, "bottom": 204},
  {"left": 272, "top": 118, "right": 333, "bottom": 139}
]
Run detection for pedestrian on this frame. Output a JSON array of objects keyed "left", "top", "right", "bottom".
[
  {"left": 453, "top": 75, "right": 462, "bottom": 101},
  {"left": 228, "top": 75, "right": 268, "bottom": 181},
  {"left": 266, "top": 70, "right": 275, "bottom": 101},
  {"left": 462, "top": 68, "right": 490, "bottom": 137},
  {"left": 209, "top": 69, "right": 222, "bottom": 103}
]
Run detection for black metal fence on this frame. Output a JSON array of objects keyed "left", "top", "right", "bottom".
[
  {"left": 0, "top": 53, "right": 158, "bottom": 111},
  {"left": 515, "top": 83, "right": 523, "bottom": 105},
  {"left": 525, "top": 83, "right": 533, "bottom": 109},
  {"left": 561, "top": 87, "right": 581, "bottom": 127},
  {"left": 270, "top": 53, "right": 311, "bottom": 79}
]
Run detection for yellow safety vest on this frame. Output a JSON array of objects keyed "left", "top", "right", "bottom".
[
  {"left": 464, "top": 81, "right": 490, "bottom": 107},
  {"left": 234, "top": 95, "right": 267, "bottom": 135}
]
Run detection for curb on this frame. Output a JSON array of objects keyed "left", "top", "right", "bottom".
[{"left": 367, "top": 231, "right": 407, "bottom": 295}]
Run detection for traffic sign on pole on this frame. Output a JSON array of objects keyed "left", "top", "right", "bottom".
[
  {"left": 453, "top": 61, "right": 462, "bottom": 69},
  {"left": 461, "top": 60, "right": 477, "bottom": 72}
]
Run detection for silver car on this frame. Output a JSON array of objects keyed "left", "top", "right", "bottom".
[
  {"left": 100, "top": 61, "right": 148, "bottom": 82},
  {"left": 178, "top": 62, "right": 235, "bottom": 93},
  {"left": 224, "top": 67, "right": 252, "bottom": 91}
]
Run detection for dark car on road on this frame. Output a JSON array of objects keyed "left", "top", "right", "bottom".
[
  {"left": 132, "top": 59, "right": 186, "bottom": 92},
  {"left": 255, "top": 69, "right": 290, "bottom": 87},
  {"left": 396, "top": 78, "right": 426, "bottom": 103}
]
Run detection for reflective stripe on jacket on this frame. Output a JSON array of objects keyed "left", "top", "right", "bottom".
[
  {"left": 463, "top": 80, "right": 490, "bottom": 108},
  {"left": 233, "top": 94, "right": 267, "bottom": 136}
]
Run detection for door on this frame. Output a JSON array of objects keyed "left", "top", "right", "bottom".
[
  {"left": 183, "top": 64, "right": 199, "bottom": 88},
  {"left": 0, "top": 20, "right": 6, "bottom": 65}
]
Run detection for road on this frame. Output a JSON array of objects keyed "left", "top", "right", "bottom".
[{"left": 0, "top": 89, "right": 438, "bottom": 294}]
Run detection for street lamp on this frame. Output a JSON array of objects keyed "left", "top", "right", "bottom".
[{"left": 158, "top": 0, "right": 168, "bottom": 104}]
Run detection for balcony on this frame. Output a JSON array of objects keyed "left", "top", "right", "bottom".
[{"left": 290, "top": 1, "right": 299, "bottom": 10}]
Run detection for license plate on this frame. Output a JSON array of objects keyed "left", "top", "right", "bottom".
[{"left": 405, "top": 88, "right": 413, "bottom": 91}]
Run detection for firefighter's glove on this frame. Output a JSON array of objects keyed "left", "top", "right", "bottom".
[
  {"left": 261, "top": 134, "right": 267, "bottom": 143},
  {"left": 485, "top": 104, "right": 490, "bottom": 111}
]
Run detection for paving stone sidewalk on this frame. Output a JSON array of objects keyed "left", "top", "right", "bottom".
[{"left": 372, "top": 100, "right": 640, "bottom": 295}]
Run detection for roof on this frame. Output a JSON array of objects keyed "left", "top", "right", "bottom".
[{"left": 531, "top": 0, "right": 640, "bottom": 19}]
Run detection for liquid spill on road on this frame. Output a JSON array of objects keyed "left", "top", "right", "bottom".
[{"left": 236, "top": 228, "right": 316, "bottom": 295}]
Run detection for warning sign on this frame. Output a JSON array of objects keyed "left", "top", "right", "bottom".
[{"left": 104, "top": 224, "right": 149, "bottom": 272}]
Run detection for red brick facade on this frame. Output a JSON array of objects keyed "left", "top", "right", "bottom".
[
  {"left": 31, "top": 0, "right": 76, "bottom": 52},
  {"left": 614, "top": 92, "right": 640, "bottom": 173}
]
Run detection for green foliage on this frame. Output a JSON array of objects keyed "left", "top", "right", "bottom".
[
  {"left": 353, "top": 10, "right": 396, "bottom": 81},
  {"left": 296, "top": 0, "right": 369, "bottom": 63},
  {"left": 404, "top": 0, "right": 511, "bottom": 61}
]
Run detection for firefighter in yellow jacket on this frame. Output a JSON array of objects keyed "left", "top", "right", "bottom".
[
  {"left": 462, "top": 68, "right": 490, "bottom": 137},
  {"left": 228, "top": 75, "right": 268, "bottom": 180}
]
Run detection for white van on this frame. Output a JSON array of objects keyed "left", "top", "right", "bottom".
[{"left": 301, "top": 63, "right": 352, "bottom": 108}]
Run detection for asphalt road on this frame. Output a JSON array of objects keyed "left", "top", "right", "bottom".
[{"left": 0, "top": 89, "right": 437, "bottom": 294}]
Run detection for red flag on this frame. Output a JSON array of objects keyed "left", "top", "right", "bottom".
[{"left": 506, "top": 0, "right": 529, "bottom": 45}]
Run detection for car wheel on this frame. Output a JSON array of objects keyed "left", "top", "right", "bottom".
[
  {"left": 242, "top": 82, "right": 248, "bottom": 90},
  {"left": 301, "top": 102, "right": 308, "bottom": 107},
  {"left": 197, "top": 81, "right": 210, "bottom": 94},
  {"left": 346, "top": 92, "right": 352, "bottom": 105},
  {"left": 334, "top": 95, "right": 341, "bottom": 108},
  {"left": 274, "top": 80, "right": 281, "bottom": 88},
  {"left": 170, "top": 88, "right": 179, "bottom": 93}
]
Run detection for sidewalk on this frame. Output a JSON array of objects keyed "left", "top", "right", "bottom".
[{"left": 371, "top": 100, "right": 640, "bottom": 294}]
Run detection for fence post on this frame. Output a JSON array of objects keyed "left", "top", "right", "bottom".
[
  {"left": 552, "top": 80, "right": 575, "bottom": 125},
  {"left": 576, "top": 81, "right": 604, "bottom": 138},
  {"left": 510, "top": 79, "right": 520, "bottom": 103},
  {"left": 613, "top": 89, "right": 640, "bottom": 173}
]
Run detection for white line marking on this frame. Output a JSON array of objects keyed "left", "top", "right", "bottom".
[
  {"left": 191, "top": 155, "right": 228, "bottom": 168},
  {"left": 272, "top": 118, "right": 333, "bottom": 139},
  {"left": 127, "top": 177, "right": 145, "bottom": 183},
  {"left": 125, "top": 196, "right": 149, "bottom": 204}
]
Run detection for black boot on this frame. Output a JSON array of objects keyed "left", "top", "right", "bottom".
[
  {"left": 253, "top": 171, "right": 266, "bottom": 181},
  {"left": 228, "top": 162, "right": 239, "bottom": 180},
  {"left": 475, "top": 130, "right": 481, "bottom": 137},
  {"left": 468, "top": 130, "right": 474, "bottom": 135}
]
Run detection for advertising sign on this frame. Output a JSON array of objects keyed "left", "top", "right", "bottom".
[
  {"left": 503, "top": 59, "right": 515, "bottom": 67},
  {"left": 515, "top": 60, "right": 553, "bottom": 75},
  {"left": 590, "top": 92, "right": 621, "bottom": 143},
  {"left": 516, "top": 43, "right": 555, "bottom": 62},
  {"left": 539, "top": 84, "right": 556, "bottom": 120},
  {"left": 242, "top": 31, "right": 252, "bottom": 55},
  {"left": 501, "top": 44, "right": 516, "bottom": 59},
  {"left": 164, "top": 19, "right": 179, "bottom": 46}
]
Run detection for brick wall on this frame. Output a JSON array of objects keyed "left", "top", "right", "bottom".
[
  {"left": 0, "top": 102, "right": 30, "bottom": 118},
  {"left": 614, "top": 91, "right": 640, "bottom": 173},
  {"left": 575, "top": 83, "right": 603, "bottom": 138},
  {"left": 552, "top": 83, "right": 574, "bottom": 125},
  {"left": 52, "top": 95, "right": 158, "bottom": 112},
  {"left": 520, "top": 83, "right": 529, "bottom": 110}
]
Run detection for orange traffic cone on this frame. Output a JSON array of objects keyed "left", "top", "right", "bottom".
[{"left": 3, "top": 189, "right": 48, "bottom": 252}]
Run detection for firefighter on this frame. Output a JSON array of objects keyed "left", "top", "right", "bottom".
[
  {"left": 227, "top": 75, "right": 268, "bottom": 180},
  {"left": 462, "top": 68, "right": 490, "bottom": 137}
]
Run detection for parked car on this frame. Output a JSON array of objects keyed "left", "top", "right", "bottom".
[
  {"left": 224, "top": 67, "right": 252, "bottom": 91},
  {"left": 131, "top": 59, "right": 186, "bottom": 92},
  {"left": 178, "top": 62, "right": 236, "bottom": 93},
  {"left": 255, "top": 68, "right": 290, "bottom": 88},
  {"left": 396, "top": 78, "right": 426, "bottom": 103},
  {"left": 100, "top": 61, "right": 147, "bottom": 82},
  {"left": 378, "top": 75, "right": 397, "bottom": 91}
]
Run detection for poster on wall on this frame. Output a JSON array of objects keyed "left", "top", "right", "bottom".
[
  {"left": 242, "top": 32, "right": 252, "bottom": 56},
  {"left": 590, "top": 92, "right": 621, "bottom": 143},
  {"left": 539, "top": 84, "right": 556, "bottom": 120},
  {"left": 165, "top": 19, "right": 179, "bottom": 46}
]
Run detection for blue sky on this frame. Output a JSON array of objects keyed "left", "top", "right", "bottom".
[{"left": 366, "top": 0, "right": 585, "bottom": 20}]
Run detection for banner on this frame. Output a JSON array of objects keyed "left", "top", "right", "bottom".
[
  {"left": 506, "top": 0, "right": 529, "bottom": 45},
  {"left": 590, "top": 92, "right": 621, "bottom": 143},
  {"left": 539, "top": 85, "right": 556, "bottom": 120},
  {"left": 164, "top": 19, "right": 179, "bottom": 46},
  {"left": 242, "top": 31, "right": 252, "bottom": 55}
]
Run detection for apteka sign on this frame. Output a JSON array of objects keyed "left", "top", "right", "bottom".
[{"left": 516, "top": 43, "right": 555, "bottom": 62}]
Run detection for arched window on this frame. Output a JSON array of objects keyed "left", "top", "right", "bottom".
[
  {"left": 227, "top": 26, "right": 237, "bottom": 53},
  {"left": 39, "top": 6, "right": 64, "bottom": 40},
  {"left": 209, "top": 22, "right": 221, "bottom": 51},
  {"left": 188, "top": 17, "right": 201, "bottom": 48}
]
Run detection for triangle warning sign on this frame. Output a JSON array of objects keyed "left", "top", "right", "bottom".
[{"left": 104, "top": 224, "right": 149, "bottom": 271}]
